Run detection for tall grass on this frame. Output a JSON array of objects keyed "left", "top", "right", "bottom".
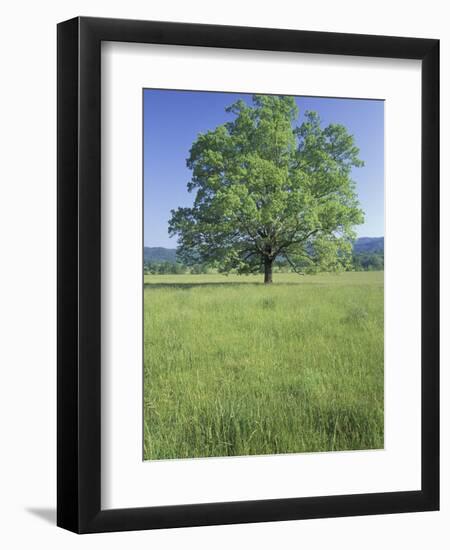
[{"left": 143, "top": 272, "right": 384, "bottom": 460}]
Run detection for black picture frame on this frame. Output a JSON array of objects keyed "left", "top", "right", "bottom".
[{"left": 57, "top": 16, "right": 439, "bottom": 533}]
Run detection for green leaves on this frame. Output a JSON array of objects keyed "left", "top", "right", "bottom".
[{"left": 169, "top": 95, "right": 365, "bottom": 280}]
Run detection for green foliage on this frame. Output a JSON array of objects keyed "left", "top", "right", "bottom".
[
  {"left": 144, "top": 261, "right": 184, "bottom": 275},
  {"left": 352, "top": 252, "right": 384, "bottom": 271},
  {"left": 143, "top": 272, "right": 384, "bottom": 459},
  {"left": 144, "top": 261, "right": 208, "bottom": 275},
  {"left": 169, "top": 95, "right": 365, "bottom": 282}
]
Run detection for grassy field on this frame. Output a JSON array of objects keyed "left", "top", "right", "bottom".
[{"left": 143, "top": 271, "right": 384, "bottom": 460}]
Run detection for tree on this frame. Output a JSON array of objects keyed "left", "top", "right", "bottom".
[
  {"left": 169, "top": 95, "right": 364, "bottom": 283},
  {"left": 353, "top": 252, "right": 384, "bottom": 271}
]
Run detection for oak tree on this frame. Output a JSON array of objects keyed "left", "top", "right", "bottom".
[{"left": 169, "top": 95, "right": 364, "bottom": 283}]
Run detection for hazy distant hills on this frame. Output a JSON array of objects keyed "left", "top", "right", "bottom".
[
  {"left": 353, "top": 237, "right": 384, "bottom": 254},
  {"left": 144, "top": 237, "right": 384, "bottom": 264},
  {"left": 144, "top": 246, "right": 178, "bottom": 263}
]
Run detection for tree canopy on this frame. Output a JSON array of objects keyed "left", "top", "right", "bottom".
[{"left": 169, "top": 95, "right": 364, "bottom": 283}]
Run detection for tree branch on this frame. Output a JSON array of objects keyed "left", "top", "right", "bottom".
[{"left": 284, "top": 252, "right": 305, "bottom": 276}]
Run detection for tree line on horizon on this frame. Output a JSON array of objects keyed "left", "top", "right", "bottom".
[{"left": 144, "top": 250, "right": 384, "bottom": 275}]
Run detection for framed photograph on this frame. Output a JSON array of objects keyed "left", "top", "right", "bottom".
[{"left": 57, "top": 17, "right": 439, "bottom": 533}]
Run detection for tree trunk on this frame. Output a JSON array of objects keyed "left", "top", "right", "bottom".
[{"left": 264, "top": 257, "right": 273, "bottom": 284}]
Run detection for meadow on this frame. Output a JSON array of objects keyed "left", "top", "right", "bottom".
[{"left": 143, "top": 271, "right": 384, "bottom": 460}]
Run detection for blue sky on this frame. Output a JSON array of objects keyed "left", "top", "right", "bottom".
[{"left": 144, "top": 89, "right": 384, "bottom": 248}]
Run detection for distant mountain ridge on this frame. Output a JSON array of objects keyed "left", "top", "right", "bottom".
[
  {"left": 353, "top": 237, "right": 384, "bottom": 254},
  {"left": 144, "top": 246, "right": 177, "bottom": 263},
  {"left": 144, "top": 237, "right": 384, "bottom": 264}
]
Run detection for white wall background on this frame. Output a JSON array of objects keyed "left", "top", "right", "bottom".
[{"left": 0, "top": 1, "right": 447, "bottom": 548}]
